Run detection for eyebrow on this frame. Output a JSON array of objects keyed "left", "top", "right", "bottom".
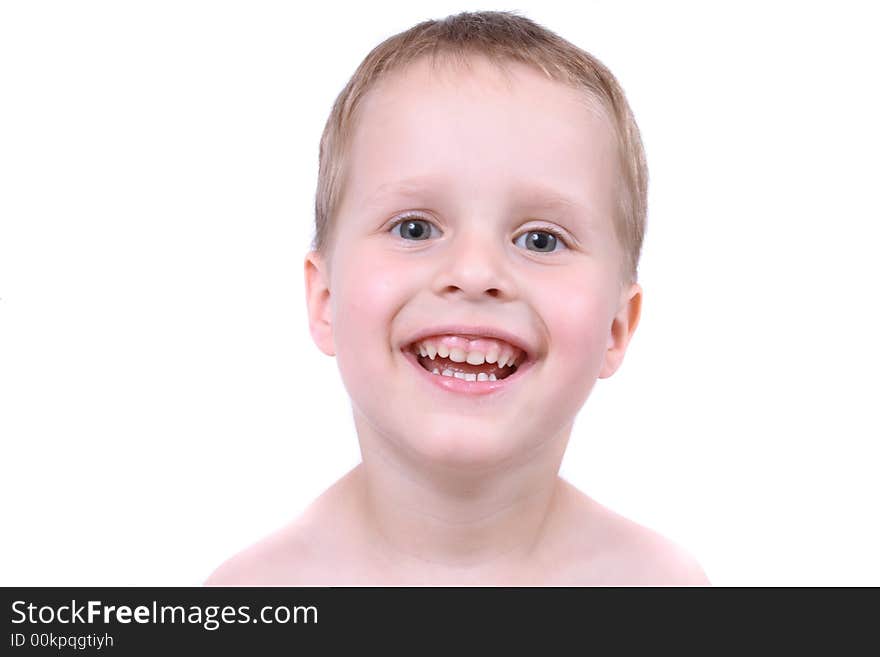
[
  {"left": 364, "top": 176, "right": 447, "bottom": 208},
  {"left": 511, "top": 184, "right": 585, "bottom": 215}
]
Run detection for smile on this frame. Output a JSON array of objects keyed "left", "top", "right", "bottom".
[{"left": 401, "top": 335, "right": 534, "bottom": 396}]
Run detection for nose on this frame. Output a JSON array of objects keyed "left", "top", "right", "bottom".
[{"left": 432, "top": 224, "right": 513, "bottom": 300}]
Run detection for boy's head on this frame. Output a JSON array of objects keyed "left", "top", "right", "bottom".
[{"left": 305, "top": 11, "right": 644, "bottom": 469}]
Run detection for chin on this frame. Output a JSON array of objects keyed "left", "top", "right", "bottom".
[{"left": 400, "top": 423, "right": 524, "bottom": 471}]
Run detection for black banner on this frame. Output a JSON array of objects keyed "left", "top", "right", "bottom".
[{"left": 1, "top": 587, "right": 873, "bottom": 652}]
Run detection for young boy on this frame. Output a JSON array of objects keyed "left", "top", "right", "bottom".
[{"left": 206, "top": 11, "right": 709, "bottom": 585}]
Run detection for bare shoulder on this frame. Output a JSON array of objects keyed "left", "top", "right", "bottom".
[
  {"left": 203, "top": 468, "right": 363, "bottom": 586},
  {"left": 202, "top": 521, "right": 318, "bottom": 586},
  {"left": 555, "top": 482, "right": 710, "bottom": 586}
]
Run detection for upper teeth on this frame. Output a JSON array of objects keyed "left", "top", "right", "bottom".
[
  {"left": 450, "top": 347, "right": 467, "bottom": 362},
  {"left": 414, "top": 336, "right": 523, "bottom": 368}
]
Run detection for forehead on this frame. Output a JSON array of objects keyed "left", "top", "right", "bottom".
[{"left": 339, "top": 55, "right": 619, "bottom": 231}]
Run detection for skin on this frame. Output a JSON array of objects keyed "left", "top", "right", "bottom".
[{"left": 205, "top": 55, "right": 708, "bottom": 586}]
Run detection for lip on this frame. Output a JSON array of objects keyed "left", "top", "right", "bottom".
[
  {"left": 401, "top": 324, "right": 536, "bottom": 361},
  {"left": 401, "top": 345, "right": 536, "bottom": 397}
]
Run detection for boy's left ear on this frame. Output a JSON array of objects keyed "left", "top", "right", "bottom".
[{"left": 598, "top": 282, "right": 642, "bottom": 379}]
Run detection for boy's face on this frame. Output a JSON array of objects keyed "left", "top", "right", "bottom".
[{"left": 306, "top": 56, "right": 641, "bottom": 468}]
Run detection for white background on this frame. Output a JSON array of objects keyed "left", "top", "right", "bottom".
[{"left": 1, "top": 1, "right": 878, "bottom": 586}]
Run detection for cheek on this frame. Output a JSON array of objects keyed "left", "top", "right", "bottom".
[
  {"left": 331, "top": 248, "right": 411, "bottom": 386},
  {"left": 539, "top": 275, "right": 612, "bottom": 380}
]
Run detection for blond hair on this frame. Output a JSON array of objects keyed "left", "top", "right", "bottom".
[{"left": 313, "top": 10, "right": 647, "bottom": 283}]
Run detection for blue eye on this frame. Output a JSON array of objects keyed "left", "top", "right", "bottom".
[
  {"left": 514, "top": 229, "right": 567, "bottom": 253},
  {"left": 391, "top": 217, "right": 434, "bottom": 240}
]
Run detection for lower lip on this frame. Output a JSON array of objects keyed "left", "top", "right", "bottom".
[{"left": 401, "top": 349, "right": 534, "bottom": 396}]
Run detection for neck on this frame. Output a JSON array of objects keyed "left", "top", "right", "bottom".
[{"left": 350, "top": 413, "right": 574, "bottom": 584}]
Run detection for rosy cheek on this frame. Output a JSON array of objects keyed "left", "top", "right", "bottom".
[
  {"left": 542, "top": 282, "right": 609, "bottom": 377},
  {"left": 332, "top": 250, "right": 405, "bottom": 362},
  {"left": 343, "top": 258, "right": 401, "bottom": 318}
]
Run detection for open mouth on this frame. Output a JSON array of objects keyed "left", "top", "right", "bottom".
[{"left": 404, "top": 335, "right": 527, "bottom": 383}]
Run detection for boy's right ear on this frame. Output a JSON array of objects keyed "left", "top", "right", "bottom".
[{"left": 304, "top": 250, "right": 335, "bottom": 356}]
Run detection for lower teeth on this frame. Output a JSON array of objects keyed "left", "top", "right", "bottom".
[{"left": 431, "top": 368, "right": 496, "bottom": 382}]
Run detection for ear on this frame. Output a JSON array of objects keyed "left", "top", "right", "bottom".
[
  {"left": 304, "top": 250, "right": 335, "bottom": 357},
  {"left": 598, "top": 282, "right": 642, "bottom": 379}
]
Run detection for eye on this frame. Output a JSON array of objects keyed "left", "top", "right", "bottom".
[
  {"left": 389, "top": 215, "right": 437, "bottom": 241},
  {"left": 514, "top": 228, "right": 568, "bottom": 253}
]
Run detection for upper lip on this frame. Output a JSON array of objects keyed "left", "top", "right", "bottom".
[{"left": 401, "top": 325, "right": 536, "bottom": 361}]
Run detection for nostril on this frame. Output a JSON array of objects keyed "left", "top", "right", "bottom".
[{"left": 440, "top": 286, "right": 502, "bottom": 298}]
